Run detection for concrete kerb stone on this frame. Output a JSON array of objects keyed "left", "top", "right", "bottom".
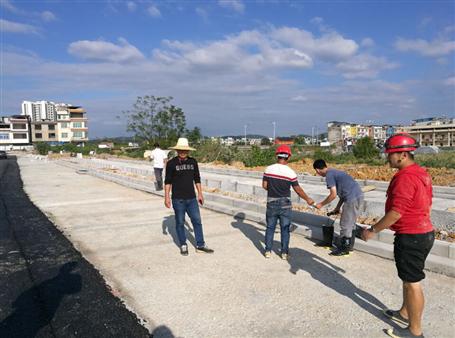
[{"left": 54, "top": 159, "right": 455, "bottom": 277}]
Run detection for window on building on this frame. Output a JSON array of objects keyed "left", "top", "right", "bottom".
[
  {"left": 73, "top": 131, "right": 84, "bottom": 138},
  {"left": 49, "top": 133, "right": 56, "bottom": 138},
  {"left": 48, "top": 125, "right": 55, "bottom": 130},
  {"left": 61, "top": 123, "right": 68, "bottom": 128},
  {"left": 0, "top": 133, "right": 9, "bottom": 140},
  {"left": 61, "top": 133, "right": 68, "bottom": 138},
  {"left": 35, "top": 125, "right": 42, "bottom": 130},
  {"left": 35, "top": 133, "right": 42, "bottom": 139},
  {"left": 13, "top": 133, "right": 27, "bottom": 139},
  {"left": 12, "top": 124, "right": 26, "bottom": 130},
  {"left": 72, "top": 122, "right": 83, "bottom": 128}
]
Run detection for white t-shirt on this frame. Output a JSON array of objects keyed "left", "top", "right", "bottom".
[{"left": 151, "top": 148, "right": 167, "bottom": 169}]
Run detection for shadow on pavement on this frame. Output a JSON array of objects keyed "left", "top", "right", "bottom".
[
  {"left": 162, "top": 215, "right": 195, "bottom": 248},
  {"left": 152, "top": 325, "right": 175, "bottom": 337},
  {"left": 231, "top": 212, "right": 281, "bottom": 255},
  {"left": 0, "top": 261, "right": 82, "bottom": 338},
  {"left": 231, "top": 213, "right": 399, "bottom": 329}
]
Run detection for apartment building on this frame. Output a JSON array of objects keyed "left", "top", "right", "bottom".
[
  {"left": 21, "top": 100, "right": 88, "bottom": 144},
  {"left": 0, "top": 115, "right": 32, "bottom": 150},
  {"left": 405, "top": 117, "right": 455, "bottom": 147}
]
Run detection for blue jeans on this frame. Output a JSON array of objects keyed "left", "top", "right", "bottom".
[
  {"left": 172, "top": 198, "right": 205, "bottom": 247},
  {"left": 265, "top": 198, "right": 292, "bottom": 254}
]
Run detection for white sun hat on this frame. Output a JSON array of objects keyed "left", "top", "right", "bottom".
[{"left": 169, "top": 138, "right": 196, "bottom": 151}]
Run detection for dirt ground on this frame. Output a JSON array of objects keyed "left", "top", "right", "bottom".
[{"left": 209, "top": 158, "right": 455, "bottom": 187}]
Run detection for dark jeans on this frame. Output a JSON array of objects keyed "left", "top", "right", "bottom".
[
  {"left": 265, "top": 198, "right": 292, "bottom": 254},
  {"left": 154, "top": 168, "right": 163, "bottom": 190},
  {"left": 172, "top": 198, "right": 205, "bottom": 247}
]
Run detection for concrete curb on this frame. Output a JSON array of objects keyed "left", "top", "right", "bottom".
[{"left": 52, "top": 159, "right": 455, "bottom": 278}]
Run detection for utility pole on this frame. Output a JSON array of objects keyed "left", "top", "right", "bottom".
[
  {"left": 244, "top": 124, "right": 247, "bottom": 146},
  {"left": 311, "top": 126, "right": 314, "bottom": 145},
  {"left": 272, "top": 121, "right": 276, "bottom": 143},
  {"left": 316, "top": 126, "right": 319, "bottom": 144}
]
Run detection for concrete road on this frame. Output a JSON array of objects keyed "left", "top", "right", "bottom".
[
  {"left": 0, "top": 156, "right": 151, "bottom": 337},
  {"left": 17, "top": 156, "right": 455, "bottom": 338}
]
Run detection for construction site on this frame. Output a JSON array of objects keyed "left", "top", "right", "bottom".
[{"left": 1, "top": 153, "right": 454, "bottom": 337}]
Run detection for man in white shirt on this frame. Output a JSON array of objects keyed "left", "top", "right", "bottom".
[{"left": 151, "top": 143, "right": 167, "bottom": 191}]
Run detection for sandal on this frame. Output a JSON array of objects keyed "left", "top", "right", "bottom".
[{"left": 383, "top": 309, "right": 409, "bottom": 326}]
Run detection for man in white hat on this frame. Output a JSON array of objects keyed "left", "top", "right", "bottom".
[{"left": 164, "top": 138, "right": 214, "bottom": 256}]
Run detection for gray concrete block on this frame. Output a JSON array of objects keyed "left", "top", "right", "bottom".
[
  {"left": 429, "top": 241, "right": 450, "bottom": 258},
  {"left": 425, "top": 255, "right": 455, "bottom": 277},
  {"left": 449, "top": 244, "right": 455, "bottom": 259},
  {"left": 207, "top": 179, "right": 222, "bottom": 189},
  {"left": 253, "top": 186, "right": 267, "bottom": 198},
  {"left": 237, "top": 183, "right": 254, "bottom": 195},
  {"left": 233, "top": 199, "right": 260, "bottom": 213},
  {"left": 221, "top": 180, "right": 237, "bottom": 192},
  {"left": 377, "top": 229, "right": 395, "bottom": 245}
]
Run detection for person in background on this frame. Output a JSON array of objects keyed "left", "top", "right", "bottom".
[
  {"left": 151, "top": 143, "right": 167, "bottom": 191},
  {"left": 362, "top": 134, "right": 434, "bottom": 338}
]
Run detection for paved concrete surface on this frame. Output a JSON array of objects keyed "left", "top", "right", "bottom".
[
  {"left": 0, "top": 157, "right": 152, "bottom": 337},
  {"left": 17, "top": 156, "right": 455, "bottom": 338}
]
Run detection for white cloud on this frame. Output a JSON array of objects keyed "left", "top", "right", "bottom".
[
  {"left": 41, "top": 11, "right": 56, "bottom": 22},
  {"left": 395, "top": 36, "right": 455, "bottom": 57},
  {"left": 154, "top": 29, "right": 313, "bottom": 72},
  {"left": 336, "top": 54, "right": 398, "bottom": 79},
  {"left": 0, "top": 19, "right": 39, "bottom": 34},
  {"left": 218, "top": 0, "right": 245, "bottom": 14},
  {"left": 361, "top": 38, "right": 374, "bottom": 48},
  {"left": 271, "top": 27, "right": 358, "bottom": 61},
  {"left": 127, "top": 1, "right": 137, "bottom": 12},
  {"left": 148, "top": 5, "right": 161, "bottom": 17},
  {"left": 68, "top": 38, "right": 145, "bottom": 63}
]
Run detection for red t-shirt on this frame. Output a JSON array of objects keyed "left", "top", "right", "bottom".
[{"left": 385, "top": 163, "right": 434, "bottom": 234}]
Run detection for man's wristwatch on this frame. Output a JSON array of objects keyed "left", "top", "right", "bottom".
[{"left": 368, "top": 226, "right": 376, "bottom": 233}]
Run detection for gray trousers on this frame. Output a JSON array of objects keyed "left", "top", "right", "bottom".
[
  {"left": 154, "top": 168, "right": 163, "bottom": 190},
  {"left": 340, "top": 197, "right": 363, "bottom": 238}
]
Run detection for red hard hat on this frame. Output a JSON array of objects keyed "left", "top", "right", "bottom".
[
  {"left": 276, "top": 145, "right": 292, "bottom": 157},
  {"left": 384, "top": 133, "right": 419, "bottom": 153}
]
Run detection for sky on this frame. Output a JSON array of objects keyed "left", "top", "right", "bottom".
[{"left": 1, "top": 0, "right": 454, "bottom": 138}]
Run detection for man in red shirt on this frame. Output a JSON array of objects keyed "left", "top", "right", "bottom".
[{"left": 362, "top": 134, "right": 434, "bottom": 338}]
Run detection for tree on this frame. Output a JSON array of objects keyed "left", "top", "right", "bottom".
[
  {"left": 122, "top": 96, "right": 186, "bottom": 146},
  {"left": 261, "top": 137, "right": 271, "bottom": 145},
  {"left": 353, "top": 137, "right": 379, "bottom": 159},
  {"left": 294, "top": 135, "right": 307, "bottom": 145},
  {"left": 187, "top": 127, "right": 202, "bottom": 144}
]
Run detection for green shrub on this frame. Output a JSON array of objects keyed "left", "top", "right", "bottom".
[
  {"left": 416, "top": 152, "right": 455, "bottom": 169},
  {"left": 353, "top": 137, "right": 379, "bottom": 159},
  {"left": 241, "top": 146, "right": 276, "bottom": 167},
  {"left": 312, "top": 149, "right": 334, "bottom": 162},
  {"left": 35, "top": 142, "right": 51, "bottom": 155}
]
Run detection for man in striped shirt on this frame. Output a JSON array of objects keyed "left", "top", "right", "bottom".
[{"left": 262, "top": 145, "right": 314, "bottom": 259}]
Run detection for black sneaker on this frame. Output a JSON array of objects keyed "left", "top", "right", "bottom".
[
  {"left": 329, "top": 247, "right": 350, "bottom": 256},
  {"left": 180, "top": 245, "right": 189, "bottom": 256},
  {"left": 196, "top": 245, "right": 214, "bottom": 254}
]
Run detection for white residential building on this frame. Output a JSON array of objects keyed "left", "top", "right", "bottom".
[
  {"left": 21, "top": 100, "right": 88, "bottom": 144},
  {"left": 22, "top": 100, "right": 58, "bottom": 121},
  {"left": 0, "top": 115, "right": 32, "bottom": 150}
]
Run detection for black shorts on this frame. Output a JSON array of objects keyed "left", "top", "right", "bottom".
[{"left": 394, "top": 231, "right": 435, "bottom": 283}]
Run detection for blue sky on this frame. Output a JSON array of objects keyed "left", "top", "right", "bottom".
[{"left": 1, "top": 0, "right": 454, "bottom": 138}]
